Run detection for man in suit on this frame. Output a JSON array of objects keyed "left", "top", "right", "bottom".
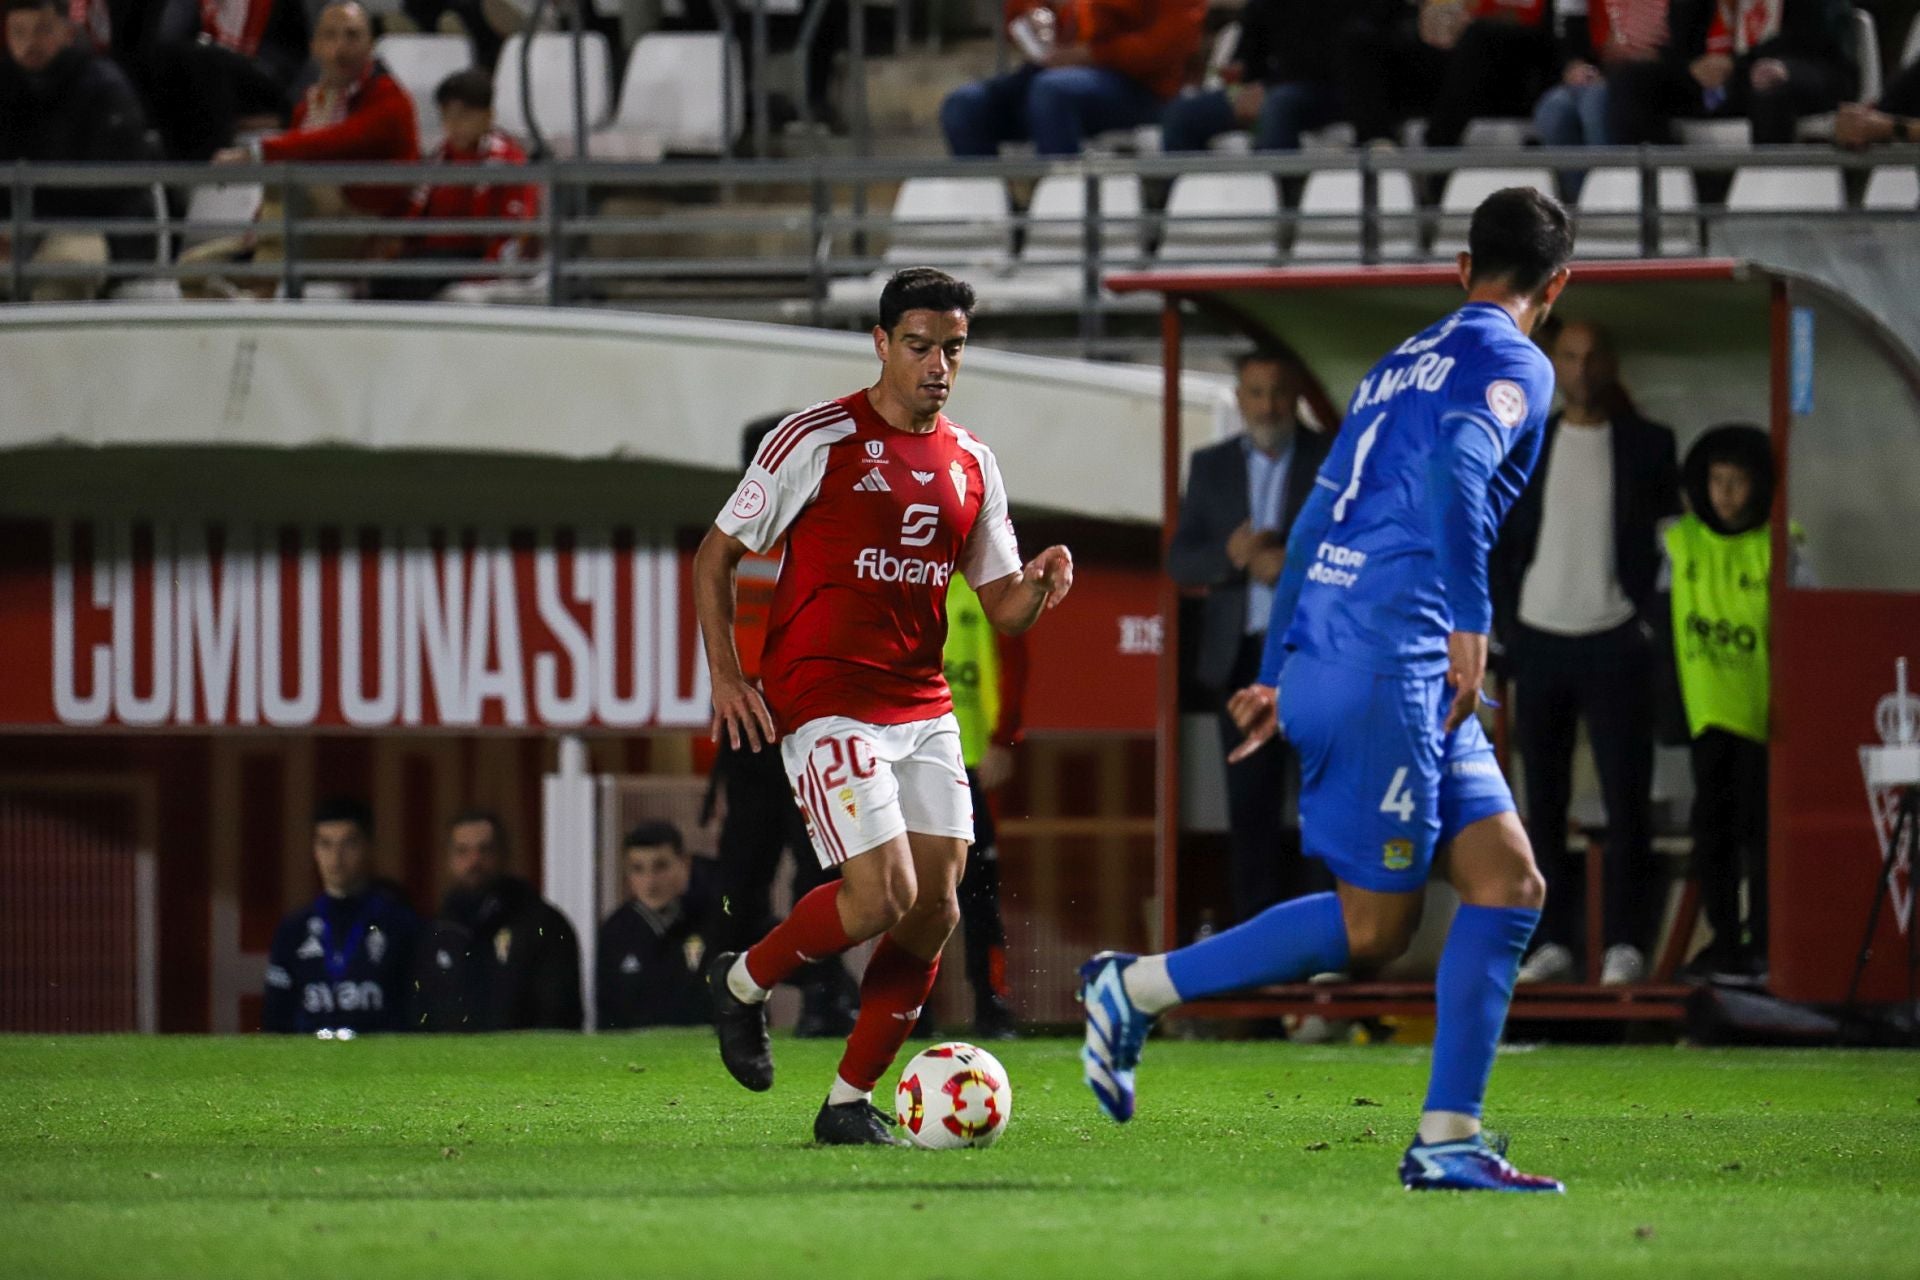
[
  {"left": 1170, "top": 348, "right": 1333, "bottom": 925},
  {"left": 1491, "top": 319, "right": 1681, "bottom": 985}
]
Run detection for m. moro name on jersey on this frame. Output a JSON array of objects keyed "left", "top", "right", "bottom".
[
  {"left": 855, "top": 547, "right": 953, "bottom": 586},
  {"left": 1307, "top": 541, "right": 1368, "bottom": 588}
]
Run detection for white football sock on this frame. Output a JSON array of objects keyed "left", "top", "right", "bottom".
[
  {"left": 827, "top": 1076, "right": 871, "bottom": 1107},
  {"left": 727, "top": 954, "right": 771, "bottom": 1005},
  {"left": 1120, "top": 954, "right": 1181, "bottom": 1016},
  {"left": 1416, "top": 1110, "right": 1482, "bottom": 1144}
]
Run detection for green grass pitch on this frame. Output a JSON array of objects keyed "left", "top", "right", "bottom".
[{"left": 4, "top": 1032, "right": 1918, "bottom": 1278}]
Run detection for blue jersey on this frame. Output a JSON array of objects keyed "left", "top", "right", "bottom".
[{"left": 1260, "top": 302, "right": 1554, "bottom": 681}]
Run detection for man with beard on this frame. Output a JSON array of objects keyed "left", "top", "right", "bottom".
[{"left": 413, "top": 809, "right": 584, "bottom": 1032}]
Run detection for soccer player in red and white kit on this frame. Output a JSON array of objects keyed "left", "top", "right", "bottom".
[{"left": 693, "top": 268, "right": 1074, "bottom": 1146}]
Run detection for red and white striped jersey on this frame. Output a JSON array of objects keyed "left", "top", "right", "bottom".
[{"left": 715, "top": 390, "right": 1024, "bottom": 732}]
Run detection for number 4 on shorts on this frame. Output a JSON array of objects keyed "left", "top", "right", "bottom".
[{"left": 1378, "top": 767, "right": 1415, "bottom": 823}]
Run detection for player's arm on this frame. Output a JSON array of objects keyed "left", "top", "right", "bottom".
[
  {"left": 698, "top": 426, "right": 827, "bottom": 751},
  {"left": 694, "top": 527, "right": 778, "bottom": 752},
  {"left": 1225, "top": 478, "right": 1338, "bottom": 762},
  {"left": 974, "top": 549, "right": 1074, "bottom": 635},
  {"left": 1431, "top": 400, "right": 1515, "bottom": 732},
  {"left": 962, "top": 446, "right": 1072, "bottom": 635}
]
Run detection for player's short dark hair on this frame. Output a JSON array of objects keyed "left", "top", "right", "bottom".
[
  {"left": 448, "top": 806, "right": 508, "bottom": 853},
  {"left": 622, "top": 821, "right": 686, "bottom": 857},
  {"left": 1233, "top": 346, "right": 1303, "bottom": 378},
  {"left": 877, "top": 267, "right": 976, "bottom": 334},
  {"left": 435, "top": 68, "right": 494, "bottom": 111},
  {"left": 1467, "top": 187, "right": 1574, "bottom": 296},
  {"left": 313, "top": 796, "right": 374, "bottom": 838}
]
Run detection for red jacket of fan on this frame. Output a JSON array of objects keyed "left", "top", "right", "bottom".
[
  {"left": 406, "top": 129, "right": 539, "bottom": 261},
  {"left": 259, "top": 61, "right": 419, "bottom": 216}
]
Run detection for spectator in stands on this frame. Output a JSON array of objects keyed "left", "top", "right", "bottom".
[
  {"left": 1169, "top": 349, "right": 1333, "bottom": 927},
  {"left": 1608, "top": 0, "right": 1857, "bottom": 146},
  {"left": 184, "top": 2, "right": 418, "bottom": 291},
  {"left": 263, "top": 797, "right": 422, "bottom": 1035},
  {"left": 1492, "top": 320, "right": 1681, "bottom": 987},
  {"left": 1158, "top": 0, "right": 1346, "bottom": 161},
  {"left": 372, "top": 68, "right": 537, "bottom": 301},
  {"left": 706, "top": 416, "right": 860, "bottom": 1039},
  {"left": 412, "top": 809, "right": 585, "bottom": 1031},
  {"left": 1336, "top": 0, "right": 1470, "bottom": 150},
  {"left": 0, "top": 0, "right": 152, "bottom": 302},
  {"left": 1532, "top": 0, "right": 1672, "bottom": 199},
  {"left": 1834, "top": 60, "right": 1920, "bottom": 148},
  {"left": 1664, "top": 424, "right": 1787, "bottom": 979},
  {"left": 939, "top": 0, "right": 1207, "bottom": 157},
  {"left": 142, "top": 0, "right": 313, "bottom": 160},
  {"left": 596, "top": 821, "right": 715, "bottom": 1031},
  {"left": 402, "top": 0, "right": 506, "bottom": 69}
]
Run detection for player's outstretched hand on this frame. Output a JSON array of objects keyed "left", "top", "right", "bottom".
[
  {"left": 711, "top": 674, "right": 778, "bottom": 752},
  {"left": 1444, "top": 630, "right": 1488, "bottom": 733},
  {"left": 1022, "top": 545, "right": 1074, "bottom": 610},
  {"left": 1226, "top": 683, "right": 1277, "bottom": 763}
]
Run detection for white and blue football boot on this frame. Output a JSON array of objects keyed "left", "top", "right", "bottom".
[
  {"left": 1399, "top": 1132, "right": 1565, "bottom": 1193},
  {"left": 1077, "top": 951, "right": 1156, "bottom": 1123}
]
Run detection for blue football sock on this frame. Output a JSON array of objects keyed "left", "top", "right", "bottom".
[
  {"left": 1423, "top": 904, "right": 1540, "bottom": 1119},
  {"left": 1164, "top": 891, "right": 1350, "bottom": 1001}
]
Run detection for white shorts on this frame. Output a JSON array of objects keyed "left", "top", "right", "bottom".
[{"left": 781, "top": 713, "right": 974, "bottom": 867}]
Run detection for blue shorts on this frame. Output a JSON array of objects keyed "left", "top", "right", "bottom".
[{"left": 1278, "top": 650, "right": 1515, "bottom": 894}]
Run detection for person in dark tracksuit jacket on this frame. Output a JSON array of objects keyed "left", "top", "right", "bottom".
[
  {"left": 262, "top": 797, "right": 420, "bottom": 1034},
  {"left": 596, "top": 821, "right": 716, "bottom": 1031},
  {"left": 412, "top": 808, "right": 583, "bottom": 1032}
]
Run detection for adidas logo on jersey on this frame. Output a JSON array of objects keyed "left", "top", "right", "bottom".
[{"left": 854, "top": 469, "right": 891, "bottom": 493}]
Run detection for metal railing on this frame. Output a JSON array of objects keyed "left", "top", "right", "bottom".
[{"left": 5, "top": 144, "right": 1915, "bottom": 345}]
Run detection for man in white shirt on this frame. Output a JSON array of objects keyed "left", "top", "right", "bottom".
[{"left": 1490, "top": 320, "right": 1681, "bottom": 986}]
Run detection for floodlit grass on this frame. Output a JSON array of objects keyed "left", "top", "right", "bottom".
[{"left": 3, "top": 1032, "right": 1917, "bottom": 1278}]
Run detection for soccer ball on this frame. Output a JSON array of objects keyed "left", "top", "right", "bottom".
[{"left": 894, "top": 1042, "right": 1012, "bottom": 1149}]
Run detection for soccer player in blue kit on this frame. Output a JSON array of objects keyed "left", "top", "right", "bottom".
[{"left": 1080, "top": 188, "right": 1574, "bottom": 1193}]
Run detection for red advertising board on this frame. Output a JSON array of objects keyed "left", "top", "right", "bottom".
[
  {"left": 0, "top": 519, "right": 1159, "bottom": 735},
  {"left": 1770, "top": 586, "right": 1920, "bottom": 1004}
]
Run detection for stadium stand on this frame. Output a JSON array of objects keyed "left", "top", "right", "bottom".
[{"left": 375, "top": 32, "right": 478, "bottom": 149}]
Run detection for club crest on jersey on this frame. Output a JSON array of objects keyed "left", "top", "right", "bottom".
[
  {"left": 1486, "top": 379, "right": 1528, "bottom": 429},
  {"left": 949, "top": 460, "right": 968, "bottom": 503},
  {"left": 366, "top": 927, "right": 386, "bottom": 964},
  {"left": 495, "top": 929, "right": 512, "bottom": 965},
  {"left": 865, "top": 440, "right": 886, "bottom": 460},
  {"left": 1383, "top": 839, "right": 1414, "bottom": 871},
  {"left": 732, "top": 480, "right": 767, "bottom": 519},
  {"left": 855, "top": 469, "right": 892, "bottom": 493},
  {"left": 912, "top": 470, "right": 935, "bottom": 485}
]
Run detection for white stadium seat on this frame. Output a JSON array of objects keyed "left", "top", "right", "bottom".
[
  {"left": 1574, "top": 167, "right": 1700, "bottom": 257},
  {"left": 1021, "top": 174, "right": 1144, "bottom": 263},
  {"left": 1158, "top": 173, "right": 1279, "bottom": 264},
  {"left": 1676, "top": 118, "right": 1753, "bottom": 149},
  {"left": 1864, "top": 166, "right": 1920, "bottom": 210},
  {"left": 494, "top": 32, "right": 614, "bottom": 153},
  {"left": 881, "top": 177, "right": 1013, "bottom": 268},
  {"left": 1292, "top": 169, "right": 1419, "bottom": 262},
  {"left": 180, "top": 183, "right": 263, "bottom": 249},
  {"left": 1725, "top": 166, "right": 1845, "bottom": 211},
  {"left": 593, "top": 33, "right": 743, "bottom": 159},
  {"left": 374, "top": 34, "right": 475, "bottom": 151}
]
